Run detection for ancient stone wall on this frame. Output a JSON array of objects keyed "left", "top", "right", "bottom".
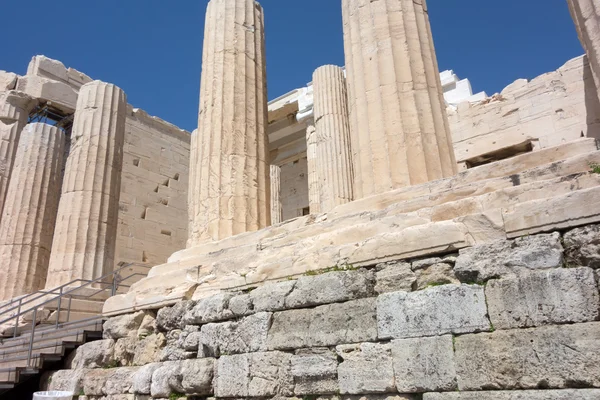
[
  {"left": 448, "top": 55, "right": 600, "bottom": 167},
  {"left": 45, "top": 223, "right": 600, "bottom": 399},
  {"left": 280, "top": 157, "right": 309, "bottom": 221}
]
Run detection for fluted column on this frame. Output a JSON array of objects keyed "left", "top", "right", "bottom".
[
  {"left": 568, "top": 0, "right": 600, "bottom": 99},
  {"left": 0, "top": 123, "right": 65, "bottom": 300},
  {"left": 313, "top": 65, "right": 354, "bottom": 213},
  {"left": 270, "top": 165, "right": 282, "bottom": 224},
  {"left": 342, "top": 0, "right": 457, "bottom": 199},
  {"left": 0, "top": 91, "right": 34, "bottom": 219},
  {"left": 306, "top": 123, "right": 320, "bottom": 214},
  {"left": 189, "top": 0, "right": 270, "bottom": 245},
  {"left": 45, "top": 81, "right": 126, "bottom": 289}
]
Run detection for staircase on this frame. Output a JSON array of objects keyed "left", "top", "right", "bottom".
[{"left": 0, "top": 263, "right": 151, "bottom": 396}]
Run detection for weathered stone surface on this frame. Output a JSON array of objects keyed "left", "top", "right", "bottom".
[
  {"left": 161, "top": 330, "right": 196, "bottom": 361},
  {"left": 0, "top": 71, "right": 17, "bottom": 90},
  {"left": 390, "top": 335, "right": 457, "bottom": 393},
  {"left": 375, "top": 261, "right": 416, "bottom": 294},
  {"left": 454, "top": 233, "right": 564, "bottom": 283},
  {"left": 178, "top": 325, "right": 201, "bottom": 352},
  {"left": 271, "top": 165, "right": 283, "bottom": 224},
  {"left": 285, "top": 269, "right": 375, "bottom": 308},
  {"left": 414, "top": 263, "right": 459, "bottom": 290},
  {"left": 291, "top": 348, "right": 339, "bottom": 395},
  {"left": 455, "top": 322, "right": 600, "bottom": 390},
  {"left": 114, "top": 337, "right": 136, "bottom": 366},
  {"left": 104, "top": 367, "right": 138, "bottom": 395},
  {"left": 16, "top": 75, "right": 77, "bottom": 113},
  {"left": 156, "top": 301, "right": 193, "bottom": 332},
  {"left": 149, "top": 359, "right": 213, "bottom": 397},
  {"left": 378, "top": 285, "right": 490, "bottom": 339},
  {"left": 68, "top": 339, "right": 116, "bottom": 369},
  {"left": 137, "top": 313, "right": 157, "bottom": 338},
  {"left": 131, "top": 363, "right": 161, "bottom": 394},
  {"left": 564, "top": 224, "right": 600, "bottom": 269},
  {"left": 82, "top": 368, "right": 114, "bottom": 396},
  {"left": 486, "top": 267, "right": 600, "bottom": 329},
  {"left": 337, "top": 343, "right": 395, "bottom": 394},
  {"left": 47, "top": 369, "right": 86, "bottom": 393},
  {"left": 104, "top": 311, "right": 145, "bottom": 340},
  {"left": 182, "top": 292, "right": 235, "bottom": 325},
  {"left": 412, "top": 257, "right": 444, "bottom": 270},
  {"left": 235, "top": 280, "right": 297, "bottom": 314},
  {"left": 200, "top": 312, "right": 271, "bottom": 356},
  {"left": 214, "top": 352, "right": 293, "bottom": 398},
  {"left": 133, "top": 333, "right": 166, "bottom": 366},
  {"left": 568, "top": 0, "right": 600, "bottom": 100},
  {"left": 268, "top": 298, "right": 377, "bottom": 349},
  {"left": 150, "top": 361, "right": 181, "bottom": 398},
  {"left": 424, "top": 391, "right": 600, "bottom": 399}
]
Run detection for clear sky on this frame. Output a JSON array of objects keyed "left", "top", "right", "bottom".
[{"left": 1, "top": 0, "right": 583, "bottom": 133}]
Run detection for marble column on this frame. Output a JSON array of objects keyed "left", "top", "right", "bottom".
[
  {"left": 568, "top": 0, "right": 600, "bottom": 99},
  {"left": 306, "top": 123, "right": 320, "bottom": 214},
  {"left": 342, "top": 0, "right": 457, "bottom": 199},
  {"left": 313, "top": 65, "right": 354, "bottom": 213},
  {"left": 0, "top": 91, "right": 33, "bottom": 219},
  {"left": 45, "top": 81, "right": 126, "bottom": 289},
  {"left": 270, "top": 165, "right": 282, "bottom": 224},
  {"left": 189, "top": 0, "right": 270, "bottom": 245},
  {"left": 0, "top": 123, "right": 65, "bottom": 300}
]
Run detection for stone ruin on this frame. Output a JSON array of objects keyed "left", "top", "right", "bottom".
[{"left": 0, "top": 0, "right": 598, "bottom": 399}]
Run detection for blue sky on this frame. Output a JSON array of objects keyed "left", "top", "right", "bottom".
[{"left": 1, "top": 0, "right": 583, "bottom": 133}]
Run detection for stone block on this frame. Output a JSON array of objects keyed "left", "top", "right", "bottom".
[
  {"left": 104, "top": 367, "right": 138, "bottom": 395},
  {"left": 82, "top": 368, "right": 114, "bottom": 396},
  {"left": 67, "top": 339, "right": 116, "bottom": 369},
  {"left": 285, "top": 269, "right": 375, "bottom": 308},
  {"left": 414, "top": 263, "right": 459, "bottom": 290},
  {"left": 114, "top": 337, "right": 136, "bottom": 366},
  {"left": 47, "top": 369, "right": 86, "bottom": 393},
  {"left": 16, "top": 75, "right": 78, "bottom": 113},
  {"left": 250, "top": 280, "right": 297, "bottom": 313},
  {"left": 131, "top": 363, "right": 161, "bottom": 394},
  {"left": 161, "top": 330, "right": 196, "bottom": 361},
  {"left": 267, "top": 298, "right": 377, "bottom": 349},
  {"left": 336, "top": 343, "right": 395, "bottom": 394},
  {"left": 454, "top": 233, "right": 563, "bottom": 283},
  {"left": 455, "top": 322, "right": 600, "bottom": 390},
  {"left": 156, "top": 301, "right": 193, "bottom": 332},
  {"left": 486, "top": 267, "right": 600, "bottom": 329},
  {"left": 375, "top": 262, "right": 416, "bottom": 294},
  {"left": 423, "top": 390, "right": 600, "bottom": 399},
  {"left": 133, "top": 333, "right": 166, "bottom": 365},
  {"left": 0, "top": 71, "right": 17, "bottom": 90},
  {"left": 291, "top": 348, "right": 339, "bottom": 395},
  {"left": 390, "top": 335, "right": 457, "bottom": 393},
  {"left": 182, "top": 292, "right": 235, "bottom": 325},
  {"left": 214, "top": 352, "right": 293, "bottom": 398},
  {"left": 564, "top": 224, "right": 600, "bottom": 269},
  {"left": 104, "top": 311, "right": 146, "bottom": 339},
  {"left": 200, "top": 312, "right": 271, "bottom": 356},
  {"left": 150, "top": 359, "right": 214, "bottom": 397},
  {"left": 377, "top": 285, "right": 490, "bottom": 339}
]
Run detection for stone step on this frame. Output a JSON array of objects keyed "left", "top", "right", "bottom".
[
  {"left": 45, "top": 298, "right": 104, "bottom": 314},
  {"left": 4, "top": 319, "right": 102, "bottom": 347},
  {"left": 0, "top": 331, "right": 86, "bottom": 354},
  {"left": 46, "top": 310, "right": 99, "bottom": 325}
]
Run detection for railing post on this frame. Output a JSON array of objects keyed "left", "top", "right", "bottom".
[
  {"left": 12, "top": 300, "right": 22, "bottom": 338},
  {"left": 111, "top": 274, "right": 117, "bottom": 296},
  {"left": 27, "top": 308, "right": 37, "bottom": 369},
  {"left": 66, "top": 296, "right": 73, "bottom": 323},
  {"left": 55, "top": 287, "right": 63, "bottom": 328}
]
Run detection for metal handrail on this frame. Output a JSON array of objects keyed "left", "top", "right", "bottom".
[{"left": 0, "top": 262, "right": 152, "bottom": 370}]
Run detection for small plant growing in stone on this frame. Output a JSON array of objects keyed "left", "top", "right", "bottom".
[
  {"left": 590, "top": 163, "right": 600, "bottom": 174},
  {"left": 169, "top": 393, "right": 186, "bottom": 400}
]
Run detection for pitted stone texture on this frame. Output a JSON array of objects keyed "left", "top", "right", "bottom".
[
  {"left": 82, "top": 368, "right": 114, "bottom": 396},
  {"left": 214, "top": 351, "right": 293, "bottom": 398},
  {"left": 486, "top": 267, "right": 600, "bottom": 329},
  {"left": 337, "top": 343, "right": 395, "bottom": 394},
  {"left": 151, "top": 359, "right": 214, "bottom": 397},
  {"left": 103, "top": 367, "right": 138, "bottom": 395},
  {"left": 424, "top": 391, "right": 600, "bottom": 400},
  {"left": 375, "top": 262, "right": 416, "bottom": 294},
  {"left": 0, "top": 123, "right": 65, "bottom": 300},
  {"left": 390, "top": 335, "right": 457, "bottom": 393},
  {"left": 564, "top": 224, "right": 600, "bottom": 269},
  {"left": 46, "top": 81, "right": 127, "bottom": 288},
  {"left": 377, "top": 285, "right": 490, "bottom": 339},
  {"left": 156, "top": 301, "right": 193, "bottom": 332},
  {"left": 189, "top": 0, "right": 270, "bottom": 244},
  {"left": 414, "top": 263, "right": 459, "bottom": 290},
  {"left": 231, "top": 280, "right": 296, "bottom": 315},
  {"left": 161, "top": 330, "right": 196, "bottom": 361},
  {"left": 268, "top": 298, "right": 377, "bottom": 350},
  {"left": 454, "top": 233, "right": 564, "bottom": 283},
  {"left": 342, "top": 0, "right": 457, "bottom": 199},
  {"left": 313, "top": 65, "right": 354, "bottom": 212},
  {"left": 67, "top": 339, "right": 116, "bottom": 369},
  {"left": 137, "top": 313, "right": 157, "bottom": 338},
  {"left": 114, "top": 337, "right": 136, "bottom": 366},
  {"left": 182, "top": 292, "right": 236, "bottom": 324},
  {"left": 455, "top": 322, "right": 600, "bottom": 390},
  {"left": 177, "top": 325, "right": 201, "bottom": 352},
  {"left": 46, "top": 369, "right": 86, "bottom": 393},
  {"left": 285, "top": 269, "right": 375, "bottom": 308},
  {"left": 133, "top": 333, "right": 166, "bottom": 366},
  {"left": 291, "top": 348, "right": 339, "bottom": 395},
  {"left": 131, "top": 363, "right": 161, "bottom": 394},
  {"left": 104, "top": 311, "right": 146, "bottom": 340},
  {"left": 199, "top": 312, "right": 271, "bottom": 356}
]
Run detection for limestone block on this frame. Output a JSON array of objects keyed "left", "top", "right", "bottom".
[
  {"left": 568, "top": 0, "right": 600, "bottom": 98},
  {"left": 150, "top": 359, "right": 214, "bottom": 397},
  {"left": 271, "top": 165, "right": 283, "bottom": 224},
  {"left": 16, "top": 75, "right": 77, "bottom": 113},
  {"left": 137, "top": 313, "right": 157, "bottom": 338},
  {"left": 177, "top": 325, "right": 201, "bottom": 352},
  {"left": 67, "top": 339, "right": 116, "bottom": 369},
  {"left": 182, "top": 292, "right": 236, "bottom": 325},
  {"left": 390, "top": 336, "right": 457, "bottom": 393},
  {"left": 342, "top": 0, "right": 457, "bottom": 199},
  {"left": 375, "top": 262, "right": 416, "bottom": 294},
  {"left": 26, "top": 55, "right": 93, "bottom": 90},
  {"left": 564, "top": 224, "right": 600, "bottom": 268},
  {"left": 214, "top": 352, "right": 293, "bottom": 398},
  {"left": 103, "top": 311, "right": 146, "bottom": 340},
  {"left": 235, "top": 280, "right": 296, "bottom": 315},
  {"left": 199, "top": 312, "right": 271, "bottom": 356},
  {"left": 423, "top": 390, "right": 600, "bottom": 399},
  {"left": 0, "top": 123, "right": 65, "bottom": 300},
  {"left": 486, "top": 267, "right": 600, "bottom": 329},
  {"left": 189, "top": 0, "right": 270, "bottom": 244},
  {"left": 156, "top": 301, "right": 193, "bottom": 332},
  {"left": 267, "top": 298, "right": 377, "bottom": 349},
  {"left": 455, "top": 322, "right": 600, "bottom": 390},
  {"left": 313, "top": 65, "right": 354, "bottom": 212},
  {"left": 47, "top": 369, "right": 86, "bottom": 393},
  {"left": 291, "top": 348, "right": 339, "bottom": 395},
  {"left": 131, "top": 363, "right": 161, "bottom": 394},
  {"left": 0, "top": 71, "right": 17, "bottom": 90},
  {"left": 414, "top": 263, "right": 459, "bottom": 290},
  {"left": 114, "top": 337, "right": 136, "bottom": 366},
  {"left": 306, "top": 123, "right": 321, "bottom": 214},
  {"left": 377, "top": 285, "right": 490, "bottom": 339},
  {"left": 285, "top": 269, "right": 375, "bottom": 308},
  {"left": 46, "top": 81, "right": 127, "bottom": 288},
  {"left": 133, "top": 333, "right": 166, "bottom": 366},
  {"left": 104, "top": 367, "right": 138, "bottom": 395},
  {"left": 454, "top": 233, "right": 563, "bottom": 283},
  {"left": 161, "top": 330, "right": 196, "bottom": 361},
  {"left": 82, "top": 368, "right": 114, "bottom": 396},
  {"left": 336, "top": 343, "right": 395, "bottom": 394}
]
